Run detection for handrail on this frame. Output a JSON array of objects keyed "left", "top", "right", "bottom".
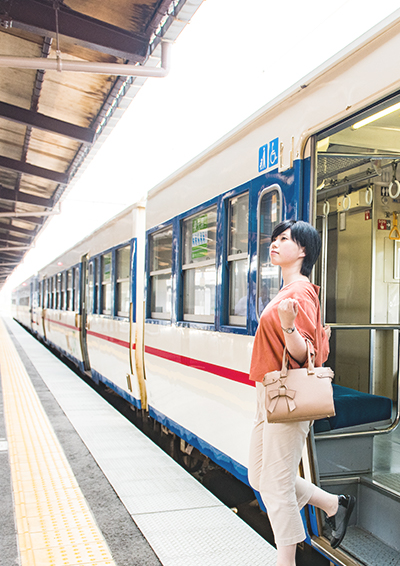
[
  {"left": 320, "top": 202, "right": 329, "bottom": 325},
  {"left": 329, "top": 323, "right": 400, "bottom": 329},
  {"left": 315, "top": 322, "right": 400, "bottom": 439}
]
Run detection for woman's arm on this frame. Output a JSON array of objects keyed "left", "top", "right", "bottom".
[{"left": 277, "top": 298, "right": 308, "bottom": 364}]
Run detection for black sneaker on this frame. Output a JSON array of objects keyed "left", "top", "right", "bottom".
[{"left": 326, "top": 494, "right": 356, "bottom": 549}]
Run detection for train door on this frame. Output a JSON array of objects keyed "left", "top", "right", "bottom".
[
  {"left": 30, "top": 280, "right": 35, "bottom": 330},
  {"left": 79, "top": 255, "right": 91, "bottom": 372},
  {"left": 311, "top": 95, "right": 400, "bottom": 564}
]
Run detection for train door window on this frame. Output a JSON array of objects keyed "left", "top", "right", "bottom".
[
  {"left": 116, "top": 245, "right": 130, "bottom": 318},
  {"left": 66, "top": 270, "right": 73, "bottom": 310},
  {"left": 87, "top": 261, "right": 95, "bottom": 314},
  {"left": 257, "top": 186, "right": 282, "bottom": 318},
  {"left": 74, "top": 267, "right": 80, "bottom": 311},
  {"left": 101, "top": 253, "right": 112, "bottom": 315},
  {"left": 183, "top": 206, "right": 217, "bottom": 323},
  {"left": 149, "top": 226, "right": 173, "bottom": 319},
  {"left": 228, "top": 193, "right": 249, "bottom": 326}
]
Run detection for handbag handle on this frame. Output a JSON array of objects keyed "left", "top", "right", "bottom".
[{"left": 280, "top": 339, "right": 315, "bottom": 377}]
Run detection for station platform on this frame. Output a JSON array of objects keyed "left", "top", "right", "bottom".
[{"left": 0, "top": 317, "right": 277, "bottom": 566}]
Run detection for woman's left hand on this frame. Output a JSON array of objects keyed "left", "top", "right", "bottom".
[{"left": 278, "top": 298, "right": 299, "bottom": 329}]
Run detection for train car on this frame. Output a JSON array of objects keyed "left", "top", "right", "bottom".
[
  {"left": 12, "top": 10, "right": 400, "bottom": 565},
  {"left": 12, "top": 275, "right": 36, "bottom": 330},
  {"left": 12, "top": 203, "right": 147, "bottom": 409}
]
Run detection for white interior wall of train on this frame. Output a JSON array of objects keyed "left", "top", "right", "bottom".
[{"left": 11, "top": 11, "right": 400, "bottom": 487}]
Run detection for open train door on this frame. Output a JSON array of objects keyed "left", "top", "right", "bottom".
[{"left": 308, "top": 96, "right": 400, "bottom": 565}]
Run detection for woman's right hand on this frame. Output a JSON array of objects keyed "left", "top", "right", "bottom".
[{"left": 278, "top": 298, "right": 299, "bottom": 329}]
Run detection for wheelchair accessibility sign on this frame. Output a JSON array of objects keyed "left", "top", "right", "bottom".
[{"left": 258, "top": 138, "right": 279, "bottom": 172}]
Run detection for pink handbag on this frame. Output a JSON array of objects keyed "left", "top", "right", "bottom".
[{"left": 263, "top": 341, "right": 335, "bottom": 423}]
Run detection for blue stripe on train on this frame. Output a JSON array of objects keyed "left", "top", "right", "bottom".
[{"left": 148, "top": 405, "right": 250, "bottom": 486}]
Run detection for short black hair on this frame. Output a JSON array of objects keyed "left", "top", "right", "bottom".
[{"left": 271, "top": 220, "right": 321, "bottom": 277}]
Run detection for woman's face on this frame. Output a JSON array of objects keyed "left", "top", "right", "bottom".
[{"left": 270, "top": 228, "right": 305, "bottom": 267}]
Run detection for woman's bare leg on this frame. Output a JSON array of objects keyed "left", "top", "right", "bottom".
[
  {"left": 276, "top": 543, "right": 297, "bottom": 566},
  {"left": 307, "top": 485, "right": 338, "bottom": 517}
]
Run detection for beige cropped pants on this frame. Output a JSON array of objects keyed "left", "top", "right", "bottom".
[{"left": 248, "top": 382, "right": 317, "bottom": 547}]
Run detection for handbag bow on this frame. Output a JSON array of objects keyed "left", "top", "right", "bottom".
[{"left": 268, "top": 384, "right": 297, "bottom": 414}]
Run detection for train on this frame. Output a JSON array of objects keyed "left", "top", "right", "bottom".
[{"left": 12, "top": 10, "right": 400, "bottom": 566}]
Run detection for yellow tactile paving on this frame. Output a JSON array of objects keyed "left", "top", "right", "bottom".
[{"left": 0, "top": 320, "right": 117, "bottom": 566}]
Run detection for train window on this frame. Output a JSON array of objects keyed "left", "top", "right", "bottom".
[
  {"left": 52, "top": 276, "right": 57, "bottom": 309},
  {"left": 45, "top": 278, "right": 50, "bottom": 308},
  {"left": 116, "top": 245, "right": 130, "bottom": 318},
  {"left": 66, "top": 270, "right": 73, "bottom": 310},
  {"left": 41, "top": 280, "right": 46, "bottom": 308},
  {"left": 101, "top": 253, "right": 112, "bottom": 315},
  {"left": 56, "top": 272, "right": 62, "bottom": 309},
  {"left": 94, "top": 258, "right": 99, "bottom": 313},
  {"left": 20, "top": 295, "right": 29, "bottom": 306},
  {"left": 88, "top": 261, "right": 95, "bottom": 314},
  {"left": 182, "top": 206, "right": 217, "bottom": 323},
  {"left": 228, "top": 193, "right": 249, "bottom": 326},
  {"left": 74, "top": 267, "right": 80, "bottom": 311},
  {"left": 55, "top": 275, "right": 59, "bottom": 308},
  {"left": 149, "top": 226, "right": 173, "bottom": 319},
  {"left": 61, "top": 272, "right": 66, "bottom": 310},
  {"left": 257, "top": 186, "right": 282, "bottom": 318}
]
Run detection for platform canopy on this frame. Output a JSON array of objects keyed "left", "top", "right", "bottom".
[{"left": 0, "top": 0, "right": 202, "bottom": 287}]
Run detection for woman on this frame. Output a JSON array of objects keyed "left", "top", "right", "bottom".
[{"left": 248, "top": 220, "right": 355, "bottom": 566}]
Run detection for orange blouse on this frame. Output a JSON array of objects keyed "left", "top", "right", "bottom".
[{"left": 249, "top": 280, "right": 329, "bottom": 383}]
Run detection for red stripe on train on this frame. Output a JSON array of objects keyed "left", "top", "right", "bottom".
[
  {"left": 47, "top": 318, "right": 80, "bottom": 332},
  {"left": 46, "top": 318, "right": 250, "bottom": 384},
  {"left": 87, "top": 330, "right": 135, "bottom": 350},
  {"left": 145, "top": 345, "right": 252, "bottom": 386},
  {"left": 46, "top": 319, "right": 135, "bottom": 350}
]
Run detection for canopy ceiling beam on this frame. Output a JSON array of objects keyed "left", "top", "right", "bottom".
[
  {"left": 0, "top": 251, "right": 26, "bottom": 260},
  {"left": 0, "top": 187, "right": 53, "bottom": 208},
  {"left": 0, "top": 223, "right": 36, "bottom": 236},
  {"left": 0, "top": 235, "right": 31, "bottom": 245},
  {"left": 0, "top": 156, "right": 68, "bottom": 184},
  {"left": 0, "top": 101, "right": 96, "bottom": 144},
  {"left": 0, "top": 261, "right": 23, "bottom": 266},
  {"left": 7, "top": 0, "right": 149, "bottom": 62},
  {"left": 0, "top": 211, "right": 44, "bottom": 225}
]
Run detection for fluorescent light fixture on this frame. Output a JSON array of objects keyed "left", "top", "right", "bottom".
[{"left": 352, "top": 101, "right": 400, "bottom": 129}]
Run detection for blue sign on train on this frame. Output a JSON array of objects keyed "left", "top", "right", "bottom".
[{"left": 258, "top": 137, "right": 279, "bottom": 172}]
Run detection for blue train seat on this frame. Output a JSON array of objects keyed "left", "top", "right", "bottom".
[{"left": 314, "top": 384, "right": 393, "bottom": 433}]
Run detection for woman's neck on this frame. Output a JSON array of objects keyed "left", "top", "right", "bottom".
[{"left": 281, "top": 268, "right": 309, "bottom": 287}]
